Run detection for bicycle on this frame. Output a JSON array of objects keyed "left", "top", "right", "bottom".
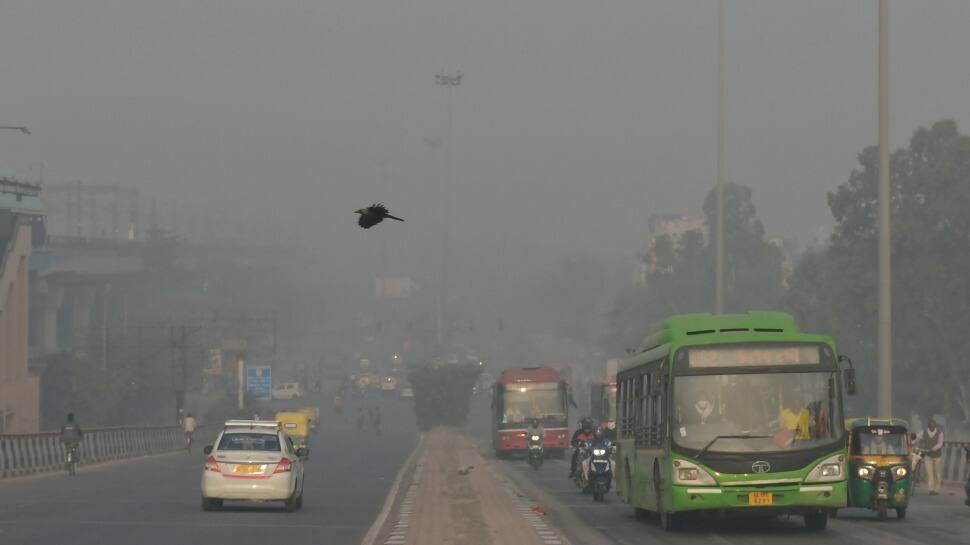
[
  {"left": 65, "top": 444, "right": 80, "bottom": 476},
  {"left": 911, "top": 449, "right": 925, "bottom": 494}
]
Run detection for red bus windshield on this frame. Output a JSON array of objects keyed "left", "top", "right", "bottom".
[{"left": 498, "top": 382, "right": 566, "bottom": 428}]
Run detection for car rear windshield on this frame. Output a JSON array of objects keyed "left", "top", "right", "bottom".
[{"left": 218, "top": 433, "right": 282, "bottom": 452}]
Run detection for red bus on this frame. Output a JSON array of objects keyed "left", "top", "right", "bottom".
[{"left": 491, "top": 367, "right": 570, "bottom": 458}]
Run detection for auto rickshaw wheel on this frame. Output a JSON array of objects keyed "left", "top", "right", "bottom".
[{"left": 895, "top": 507, "right": 906, "bottom": 519}]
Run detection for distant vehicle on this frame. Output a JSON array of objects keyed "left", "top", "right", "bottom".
[
  {"left": 272, "top": 382, "right": 304, "bottom": 400},
  {"left": 201, "top": 420, "right": 306, "bottom": 512},
  {"left": 399, "top": 387, "right": 414, "bottom": 398},
  {"left": 590, "top": 380, "right": 617, "bottom": 435},
  {"left": 614, "top": 312, "right": 854, "bottom": 531},
  {"left": 492, "top": 367, "right": 570, "bottom": 458},
  {"left": 381, "top": 376, "right": 398, "bottom": 392}
]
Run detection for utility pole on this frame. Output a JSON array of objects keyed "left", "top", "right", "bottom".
[
  {"left": 714, "top": 0, "right": 726, "bottom": 315},
  {"left": 877, "top": 0, "right": 892, "bottom": 417},
  {"left": 434, "top": 70, "right": 462, "bottom": 360}
]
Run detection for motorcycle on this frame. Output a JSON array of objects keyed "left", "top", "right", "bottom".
[
  {"left": 527, "top": 433, "right": 544, "bottom": 470},
  {"left": 583, "top": 441, "right": 615, "bottom": 502},
  {"left": 572, "top": 443, "right": 591, "bottom": 493},
  {"left": 65, "top": 444, "right": 80, "bottom": 476}
]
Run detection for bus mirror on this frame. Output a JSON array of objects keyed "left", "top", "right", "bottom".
[{"left": 844, "top": 368, "right": 857, "bottom": 396}]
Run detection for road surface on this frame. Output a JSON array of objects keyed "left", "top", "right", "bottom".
[{"left": 0, "top": 391, "right": 417, "bottom": 545}]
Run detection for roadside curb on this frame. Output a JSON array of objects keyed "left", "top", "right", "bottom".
[{"left": 360, "top": 433, "right": 425, "bottom": 545}]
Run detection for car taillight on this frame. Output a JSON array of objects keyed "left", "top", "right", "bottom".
[
  {"left": 274, "top": 458, "right": 292, "bottom": 473},
  {"left": 205, "top": 456, "right": 221, "bottom": 473}
]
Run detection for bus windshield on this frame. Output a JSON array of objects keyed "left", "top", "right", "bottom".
[
  {"left": 673, "top": 371, "right": 842, "bottom": 453},
  {"left": 501, "top": 383, "right": 565, "bottom": 427}
]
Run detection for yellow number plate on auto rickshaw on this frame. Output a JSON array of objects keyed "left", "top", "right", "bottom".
[{"left": 748, "top": 492, "right": 773, "bottom": 505}]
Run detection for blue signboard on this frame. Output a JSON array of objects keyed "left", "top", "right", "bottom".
[{"left": 246, "top": 366, "right": 272, "bottom": 399}]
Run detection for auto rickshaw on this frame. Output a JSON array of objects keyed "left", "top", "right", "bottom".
[
  {"left": 276, "top": 411, "right": 311, "bottom": 457},
  {"left": 844, "top": 417, "right": 913, "bottom": 520},
  {"left": 298, "top": 406, "right": 319, "bottom": 430}
]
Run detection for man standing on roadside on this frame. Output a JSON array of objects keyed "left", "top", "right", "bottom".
[{"left": 915, "top": 418, "right": 945, "bottom": 495}]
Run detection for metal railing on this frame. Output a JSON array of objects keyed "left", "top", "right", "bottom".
[
  {"left": 942, "top": 441, "right": 970, "bottom": 484},
  {"left": 0, "top": 425, "right": 189, "bottom": 478}
]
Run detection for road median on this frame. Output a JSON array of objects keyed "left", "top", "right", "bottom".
[{"left": 372, "top": 428, "right": 569, "bottom": 545}]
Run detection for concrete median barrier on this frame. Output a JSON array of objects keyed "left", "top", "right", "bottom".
[{"left": 0, "top": 426, "right": 188, "bottom": 478}]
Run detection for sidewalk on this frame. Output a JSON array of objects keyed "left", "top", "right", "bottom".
[{"left": 379, "top": 429, "right": 566, "bottom": 545}]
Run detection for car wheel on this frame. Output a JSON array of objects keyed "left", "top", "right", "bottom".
[
  {"left": 285, "top": 492, "right": 299, "bottom": 512},
  {"left": 296, "top": 493, "right": 304, "bottom": 510}
]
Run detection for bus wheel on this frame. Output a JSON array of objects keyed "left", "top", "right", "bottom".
[
  {"left": 658, "top": 509, "right": 678, "bottom": 531},
  {"left": 804, "top": 511, "right": 828, "bottom": 531}
]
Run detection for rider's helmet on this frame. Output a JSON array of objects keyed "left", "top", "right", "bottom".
[
  {"left": 67, "top": 412, "right": 75, "bottom": 421},
  {"left": 529, "top": 418, "right": 540, "bottom": 428},
  {"left": 593, "top": 426, "right": 606, "bottom": 440},
  {"left": 581, "top": 417, "right": 594, "bottom": 432}
]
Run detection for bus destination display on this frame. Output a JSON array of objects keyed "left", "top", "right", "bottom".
[{"left": 688, "top": 345, "right": 821, "bottom": 368}]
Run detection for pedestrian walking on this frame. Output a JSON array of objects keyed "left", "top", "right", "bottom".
[{"left": 915, "top": 418, "right": 945, "bottom": 495}]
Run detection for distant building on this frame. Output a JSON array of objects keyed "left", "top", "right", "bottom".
[
  {"left": 0, "top": 179, "right": 45, "bottom": 432},
  {"left": 635, "top": 214, "right": 705, "bottom": 287}
]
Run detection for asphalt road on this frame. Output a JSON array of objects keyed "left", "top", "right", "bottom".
[
  {"left": 0, "top": 391, "right": 418, "bottom": 545},
  {"left": 466, "top": 395, "right": 970, "bottom": 545}
]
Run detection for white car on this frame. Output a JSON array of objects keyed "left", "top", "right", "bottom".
[
  {"left": 201, "top": 420, "right": 306, "bottom": 512},
  {"left": 272, "top": 382, "right": 304, "bottom": 400}
]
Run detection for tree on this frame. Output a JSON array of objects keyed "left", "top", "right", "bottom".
[
  {"left": 604, "top": 183, "right": 786, "bottom": 352},
  {"left": 789, "top": 120, "right": 970, "bottom": 420}
]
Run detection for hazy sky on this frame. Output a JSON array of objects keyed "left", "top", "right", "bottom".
[{"left": 2, "top": 1, "right": 969, "bottom": 280}]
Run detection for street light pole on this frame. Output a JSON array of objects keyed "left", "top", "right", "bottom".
[
  {"left": 877, "top": 0, "right": 892, "bottom": 417},
  {"left": 714, "top": 0, "right": 726, "bottom": 315},
  {"left": 434, "top": 71, "right": 462, "bottom": 361}
]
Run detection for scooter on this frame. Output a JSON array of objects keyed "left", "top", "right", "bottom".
[
  {"left": 527, "top": 433, "right": 544, "bottom": 470},
  {"left": 584, "top": 442, "right": 615, "bottom": 502}
]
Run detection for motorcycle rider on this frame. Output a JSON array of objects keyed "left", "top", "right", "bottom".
[
  {"left": 526, "top": 418, "right": 545, "bottom": 442},
  {"left": 60, "top": 413, "right": 84, "bottom": 458},
  {"left": 569, "top": 417, "right": 595, "bottom": 478}
]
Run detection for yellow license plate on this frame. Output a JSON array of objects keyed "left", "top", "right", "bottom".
[
  {"left": 748, "top": 492, "right": 773, "bottom": 505},
  {"left": 233, "top": 464, "right": 264, "bottom": 474}
]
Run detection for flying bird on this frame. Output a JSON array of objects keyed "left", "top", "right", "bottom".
[{"left": 355, "top": 203, "right": 404, "bottom": 229}]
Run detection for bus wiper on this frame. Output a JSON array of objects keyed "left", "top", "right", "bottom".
[{"left": 695, "top": 434, "right": 771, "bottom": 461}]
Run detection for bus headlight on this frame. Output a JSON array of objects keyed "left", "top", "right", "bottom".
[
  {"left": 893, "top": 466, "right": 908, "bottom": 479},
  {"left": 804, "top": 454, "right": 844, "bottom": 483},
  {"left": 857, "top": 466, "right": 873, "bottom": 479},
  {"left": 673, "top": 459, "right": 717, "bottom": 485}
]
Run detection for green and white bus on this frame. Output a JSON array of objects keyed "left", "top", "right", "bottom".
[{"left": 615, "top": 312, "right": 855, "bottom": 531}]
